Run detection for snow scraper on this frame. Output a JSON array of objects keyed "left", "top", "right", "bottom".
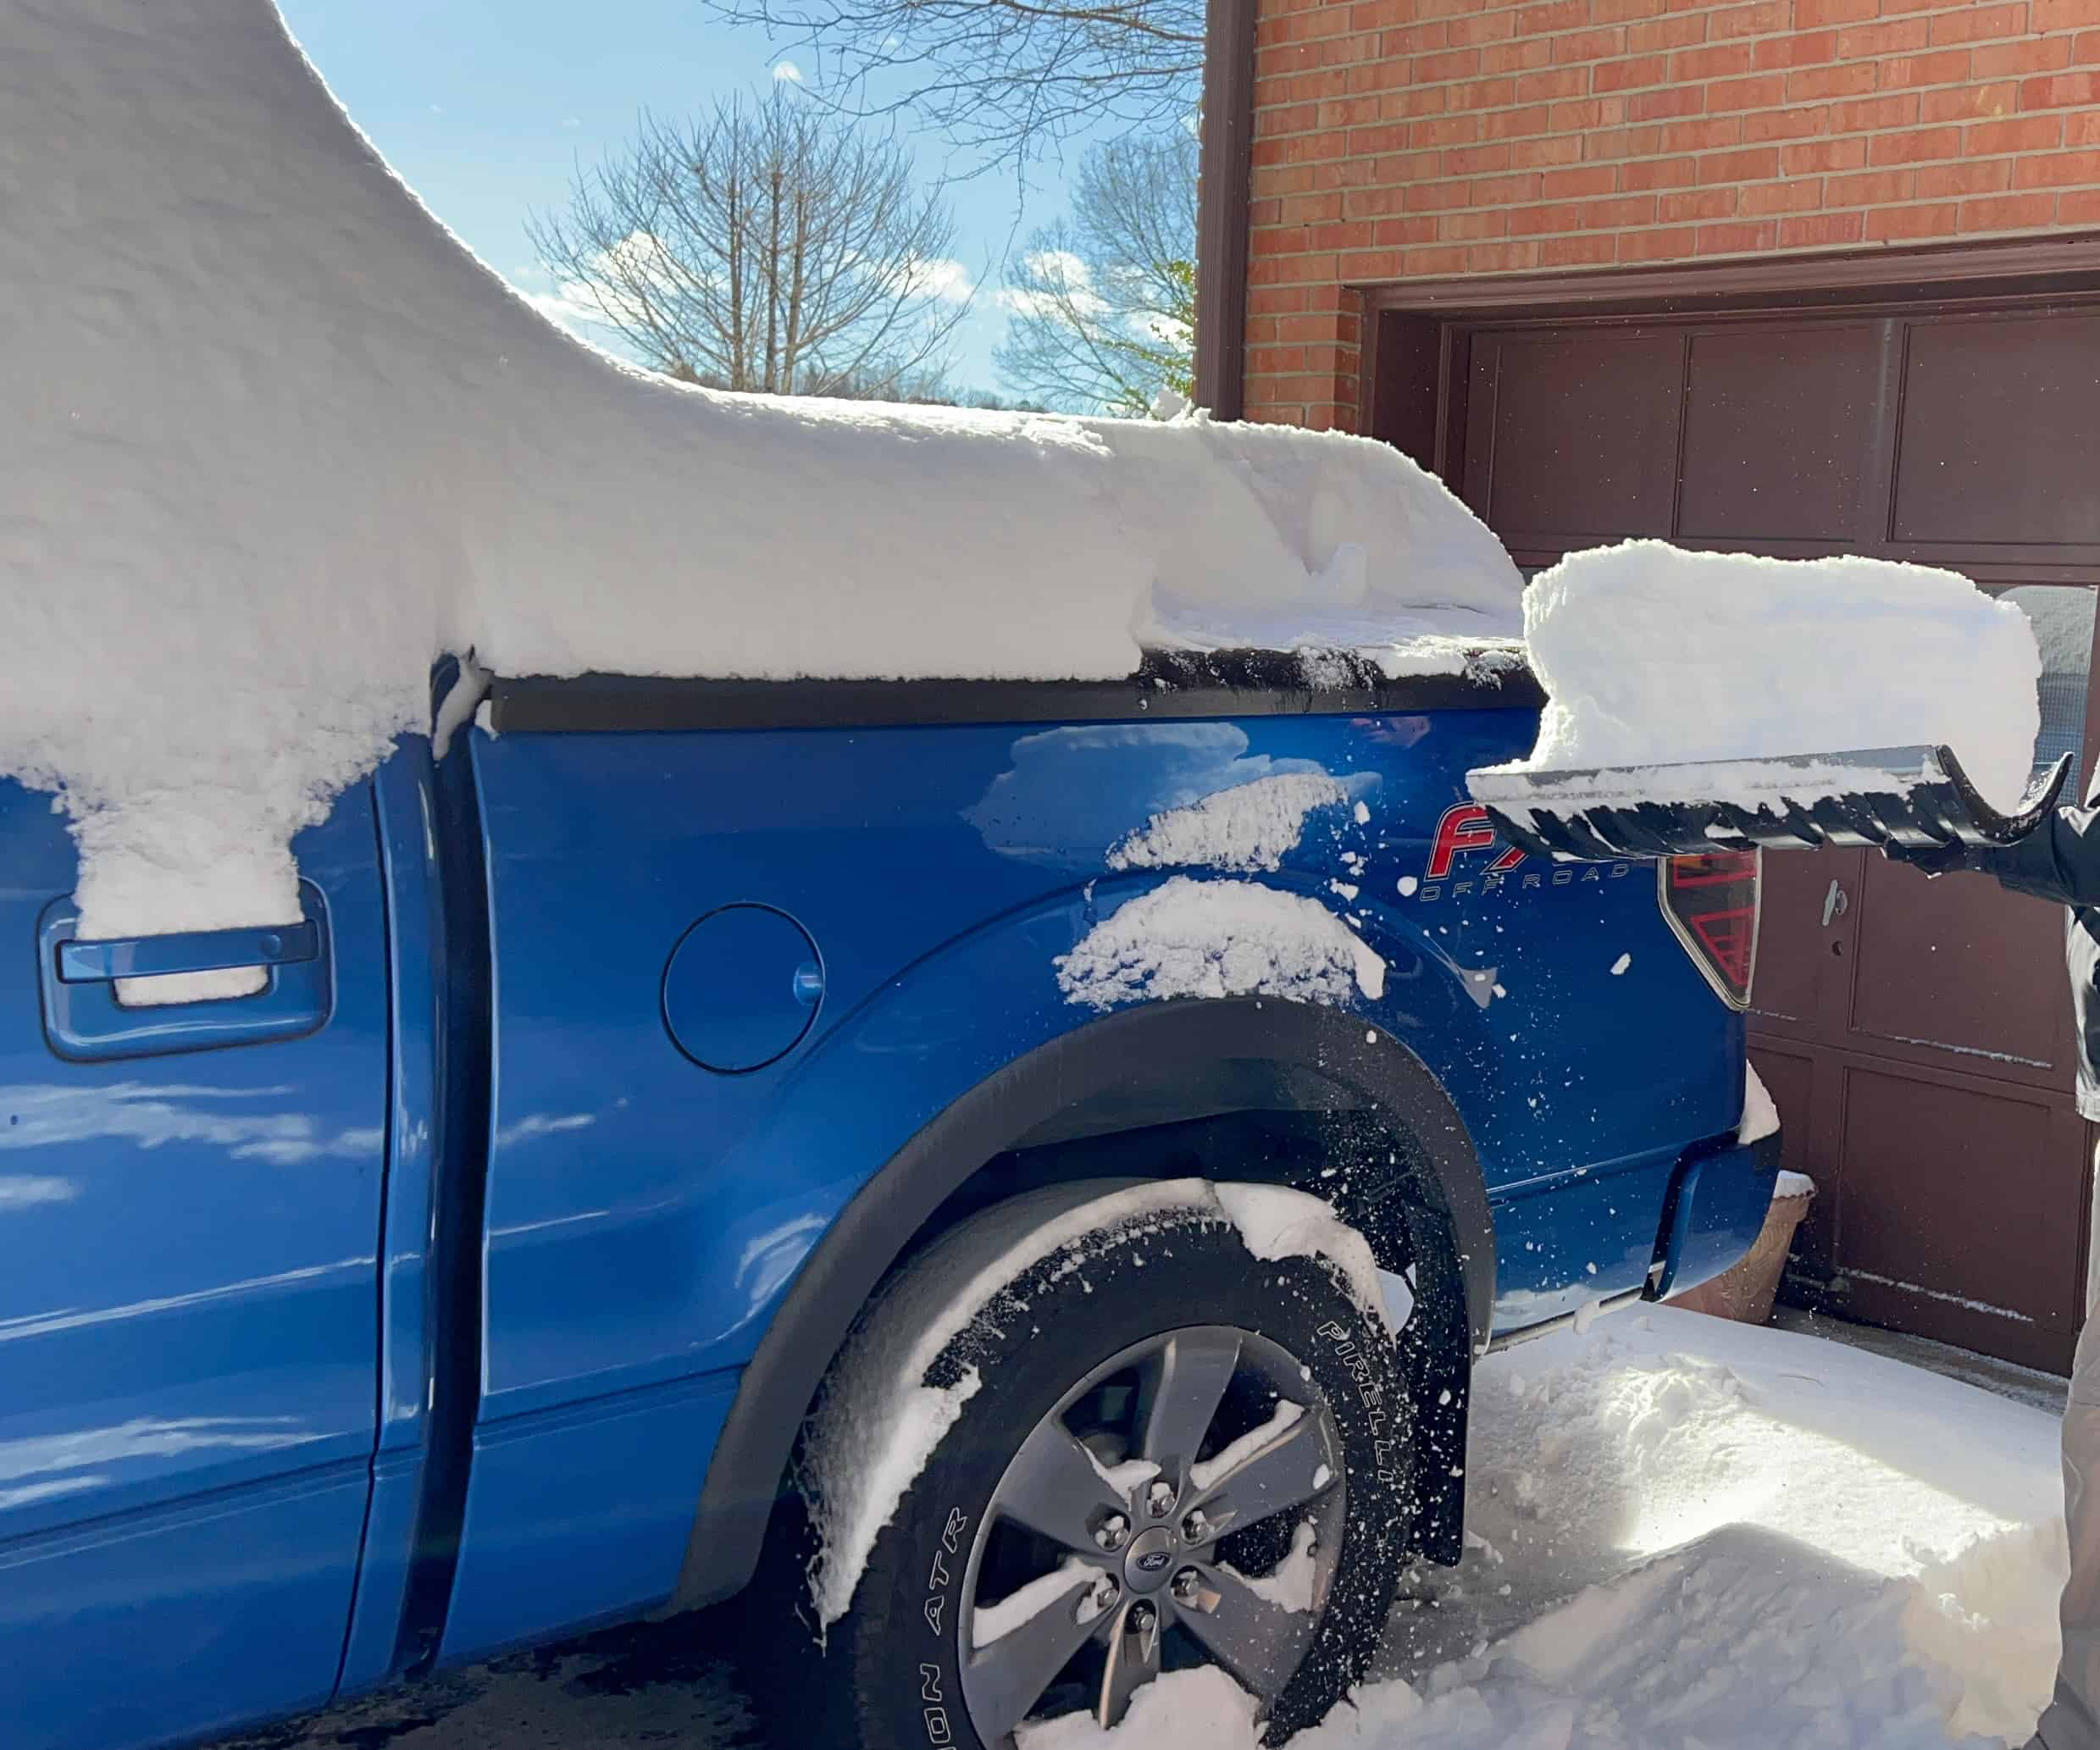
[{"left": 1466, "top": 745, "right": 2070, "bottom": 863}]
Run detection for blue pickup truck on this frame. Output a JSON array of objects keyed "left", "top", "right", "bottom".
[{"left": 0, "top": 652, "right": 1775, "bottom": 1750}]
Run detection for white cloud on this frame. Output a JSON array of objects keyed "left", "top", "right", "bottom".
[
  {"left": 999, "top": 250, "right": 1107, "bottom": 322},
  {"left": 773, "top": 59, "right": 804, "bottom": 82},
  {"left": 560, "top": 116, "right": 580, "bottom": 130},
  {"left": 908, "top": 257, "right": 974, "bottom": 303}
]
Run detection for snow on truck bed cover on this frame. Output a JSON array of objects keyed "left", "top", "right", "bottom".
[{"left": 0, "top": 0, "right": 1522, "bottom": 955}]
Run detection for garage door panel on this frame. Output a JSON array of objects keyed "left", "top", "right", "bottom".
[
  {"left": 1473, "top": 330, "right": 1683, "bottom": 543},
  {"left": 1847, "top": 858, "right": 2066, "bottom": 1072},
  {"left": 1678, "top": 324, "right": 1881, "bottom": 545},
  {"left": 1835, "top": 1065, "right": 2078, "bottom": 1337},
  {"left": 1893, "top": 312, "right": 2100, "bottom": 550}
]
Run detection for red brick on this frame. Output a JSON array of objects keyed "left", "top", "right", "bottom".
[
  {"left": 1792, "top": 0, "right": 1876, "bottom": 26},
  {"left": 1659, "top": 186, "right": 1739, "bottom": 220},
  {"left": 2059, "top": 187, "right": 2100, "bottom": 220},
  {"left": 1916, "top": 157, "right": 2014, "bottom": 195},
  {"left": 1629, "top": 85, "right": 1706, "bottom": 119},
  {"left": 1863, "top": 200, "right": 1962, "bottom": 238},
  {"left": 1921, "top": 80, "right": 2020, "bottom": 121},
  {"left": 1405, "top": 177, "right": 1475, "bottom": 210},
  {"left": 2070, "top": 108, "right": 2100, "bottom": 142},
  {"left": 1590, "top": 0, "right": 1666, "bottom": 20},
  {"left": 1443, "top": 141, "right": 1514, "bottom": 172},
  {"left": 1582, "top": 192, "right": 1663, "bottom": 224},
  {"left": 1755, "top": 30, "right": 1837, "bottom": 68},
  {"left": 1459, "top": 170, "right": 1540, "bottom": 202},
  {"left": 1515, "top": 0, "right": 1590, "bottom": 32},
  {"left": 1671, "top": 42, "right": 1753, "bottom": 79},
  {"left": 1707, "top": 1, "right": 1791, "bottom": 38},
  {"left": 1869, "top": 125, "right": 1963, "bottom": 164},
  {"left": 1410, "top": 114, "right": 1481, "bottom": 146},
  {"left": 2036, "top": 0, "right": 2100, "bottom": 27},
  {"left": 1451, "top": 75, "right": 1517, "bottom": 107},
  {"left": 1438, "top": 209, "right": 1511, "bottom": 240},
  {"left": 1965, "top": 113, "right": 2065, "bottom": 151},
  {"left": 1745, "top": 102, "right": 1831, "bottom": 139},
  {"left": 1780, "top": 209, "right": 1866, "bottom": 245},
  {"left": 1382, "top": 84, "right": 1455, "bottom": 118},
  {"left": 1447, "top": 9, "right": 1519, "bottom": 43},
  {"left": 1509, "top": 133, "right": 1588, "bottom": 165},
  {"left": 1514, "top": 69, "right": 1588, "bottom": 101},
  {"left": 1372, "top": 213, "right": 1443, "bottom": 243},
  {"left": 1708, "top": 74, "right": 1791, "bottom": 111},
  {"left": 1367, "top": 148, "right": 1443, "bottom": 179},
  {"left": 1554, "top": 25, "right": 1632, "bottom": 61},
  {"left": 1828, "top": 92, "right": 1922, "bottom": 131},
  {"left": 1659, "top": 115, "right": 1745, "bottom": 151},
  {"left": 1787, "top": 62, "right": 1877, "bottom": 102},
  {"left": 1541, "top": 163, "right": 1621, "bottom": 194},
  {"left": 1618, "top": 153, "right": 1701, "bottom": 187},
  {"left": 1482, "top": 36, "right": 1555, "bottom": 73},
  {"left": 1738, "top": 174, "right": 1826, "bottom": 211},
  {"left": 1617, "top": 224, "right": 1701, "bottom": 258},
  {"left": 1826, "top": 166, "right": 1918, "bottom": 203},
  {"left": 1629, "top": 14, "right": 1709, "bottom": 49},
  {"left": 2014, "top": 147, "right": 2100, "bottom": 184},
  {"left": 1467, "top": 241, "right": 1543, "bottom": 271},
  {"left": 1697, "top": 219, "right": 1778, "bottom": 252},
  {"left": 2022, "top": 71, "right": 2100, "bottom": 107},
  {"left": 1549, "top": 98, "right": 1611, "bottom": 128},
  {"left": 1879, "top": 50, "right": 1974, "bottom": 89},
  {"left": 1399, "top": 244, "right": 1472, "bottom": 274},
  {"left": 1592, "top": 53, "right": 1672, "bottom": 91},
  {"left": 1835, "top": 17, "right": 1930, "bottom": 57},
  {"left": 1959, "top": 190, "right": 2060, "bottom": 227},
  {"left": 1929, "top": 1, "right": 2030, "bottom": 42},
  {"left": 1541, "top": 232, "right": 1622, "bottom": 263},
  {"left": 1413, "top": 46, "right": 1480, "bottom": 81},
  {"left": 1973, "top": 36, "right": 2072, "bottom": 77},
  {"left": 1482, "top": 103, "right": 1557, "bottom": 137},
  {"left": 1697, "top": 145, "right": 1782, "bottom": 181},
  {"left": 1505, "top": 200, "right": 1590, "bottom": 232}
]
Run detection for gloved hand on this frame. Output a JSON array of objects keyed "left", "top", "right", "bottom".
[{"left": 1881, "top": 839, "right": 1979, "bottom": 878}]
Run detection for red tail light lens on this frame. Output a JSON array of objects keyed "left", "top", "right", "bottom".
[{"left": 1660, "top": 851, "right": 1760, "bottom": 1009}]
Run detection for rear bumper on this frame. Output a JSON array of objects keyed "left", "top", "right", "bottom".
[{"left": 1647, "top": 1130, "right": 1783, "bottom": 1303}]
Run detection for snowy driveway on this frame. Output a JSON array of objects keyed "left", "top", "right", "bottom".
[{"left": 216, "top": 1307, "right": 2065, "bottom": 1750}]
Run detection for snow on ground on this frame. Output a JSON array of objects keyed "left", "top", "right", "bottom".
[
  {"left": 1495, "top": 541, "right": 2042, "bottom": 812},
  {"left": 2, "top": 0, "right": 1521, "bottom": 961},
  {"left": 1030, "top": 1304, "right": 2066, "bottom": 1750}
]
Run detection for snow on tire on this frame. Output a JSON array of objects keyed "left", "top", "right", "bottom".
[{"left": 796, "top": 1181, "right": 1413, "bottom": 1748}]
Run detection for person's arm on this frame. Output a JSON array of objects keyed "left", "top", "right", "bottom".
[{"left": 1966, "top": 806, "right": 2100, "bottom": 906}]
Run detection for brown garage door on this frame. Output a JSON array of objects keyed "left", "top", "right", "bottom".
[{"left": 1438, "top": 294, "right": 2100, "bottom": 1371}]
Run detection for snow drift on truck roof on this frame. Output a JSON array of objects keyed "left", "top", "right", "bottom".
[{"left": 0, "top": 0, "right": 1522, "bottom": 953}]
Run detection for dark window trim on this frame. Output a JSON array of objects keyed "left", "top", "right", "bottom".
[
  {"left": 487, "top": 646, "right": 1541, "bottom": 734},
  {"left": 1195, "top": 0, "right": 1258, "bottom": 419}
]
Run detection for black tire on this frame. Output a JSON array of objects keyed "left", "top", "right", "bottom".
[{"left": 798, "top": 1183, "right": 1414, "bottom": 1749}]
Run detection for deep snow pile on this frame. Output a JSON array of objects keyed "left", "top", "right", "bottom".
[
  {"left": 1024, "top": 1305, "right": 2066, "bottom": 1750},
  {"left": 0, "top": 0, "right": 1521, "bottom": 966},
  {"left": 1498, "top": 542, "right": 2042, "bottom": 812}
]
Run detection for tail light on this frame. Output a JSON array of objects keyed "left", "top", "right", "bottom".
[{"left": 1659, "top": 851, "right": 1760, "bottom": 1009}]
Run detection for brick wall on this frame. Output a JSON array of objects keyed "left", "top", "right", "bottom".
[{"left": 1243, "top": 0, "right": 2100, "bottom": 426}]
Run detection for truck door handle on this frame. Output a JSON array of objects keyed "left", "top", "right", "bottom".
[
  {"left": 37, "top": 882, "right": 335, "bottom": 1061},
  {"left": 1820, "top": 878, "right": 1849, "bottom": 928},
  {"left": 56, "top": 920, "right": 320, "bottom": 983}
]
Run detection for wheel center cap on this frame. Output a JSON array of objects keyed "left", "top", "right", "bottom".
[{"left": 1123, "top": 1526, "right": 1177, "bottom": 1592}]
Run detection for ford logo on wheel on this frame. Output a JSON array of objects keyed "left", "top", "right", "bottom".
[{"left": 1135, "top": 1550, "right": 1172, "bottom": 1573}]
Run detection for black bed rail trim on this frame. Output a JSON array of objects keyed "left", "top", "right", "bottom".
[{"left": 488, "top": 646, "right": 1541, "bottom": 734}]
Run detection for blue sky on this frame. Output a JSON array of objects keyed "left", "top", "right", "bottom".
[{"left": 276, "top": 0, "right": 1079, "bottom": 391}]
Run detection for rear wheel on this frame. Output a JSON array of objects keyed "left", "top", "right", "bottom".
[{"left": 799, "top": 1185, "right": 1412, "bottom": 1748}]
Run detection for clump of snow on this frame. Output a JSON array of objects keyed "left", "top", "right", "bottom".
[
  {"left": 1057, "top": 878, "right": 1387, "bottom": 1011},
  {"left": 1608, "top": 953, "right": 1631, "bottom": 977},
  {"left": 1189, "top": 1399, "right": 1306, "bottom": 1493},
  {"left": 1215, "top": 1182, "right": 1394, "bottom": 1335},
  {"left": 1106, "top": 774, "right": 1350, "bottom": 873},
  {"left": 1740, "top": 1062, "right": 1782, "bottom": 1145},
  {"left": 0, "top": 0, "right": 1523, "bottom": 962},
  {"left": 1024, "top": 1306, "right": 2066, "bottom": 1750},
  {"left": 1227, "top": 1519, "right": 1322, "bottom": 1614},
  {"left": 972, "top": 1559, "right": 1098, "bottom": 1649},
  {"left": 1497, "top": 541, "right": 2042, "bottom": 812},
  {"left": 800, "top": 1179, "right": 1385, "bottom": 1627},
  {"left": 1774, "top": 1168, "right": 1817, "bottom": 1199}
]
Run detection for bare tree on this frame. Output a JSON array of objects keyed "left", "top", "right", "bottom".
[
  {"left": 701, "top": 0, "right": 1204, "bottom": 169},
  {"left": 995, "top": 133, "right": 1195, "bottom": 415},
  {"left": 526, "top": 91, "right": 969, "bottom": 396}
]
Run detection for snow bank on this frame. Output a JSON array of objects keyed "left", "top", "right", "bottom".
[
  {"left": 1056, "top": 878, "right": 1387, "bottom": 1010},
  {"left": 799, "top": 1179, "right": 1387, "bottom": 1627},
  {"left": 0, "top": 0, "right": 1521, "bottom": 960},
  {"left": 1500, "top": 542, "right": 2042, "bottom": 811},
  {"left": 1026, "top": 1306, "right": 2065, "bottom": 1750}
]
